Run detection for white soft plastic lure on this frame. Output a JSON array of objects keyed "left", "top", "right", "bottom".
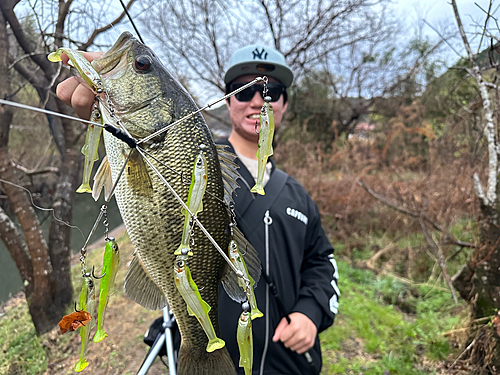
[
  {"left": 175, "top": 152, "right": 208, "bottom": 256},
  {"left": 174, "top": 255, "right": 225, "bottom": 352},
  {"left": 251, "top": 100, "right": 274, "bottom": 195},
  {"left": 228, "top": 240, "right": 263, "bottom": 320}
]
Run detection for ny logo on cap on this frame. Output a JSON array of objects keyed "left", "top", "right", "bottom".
[{"left": 252, "top": 48, "right": 268, "bottom": 60}]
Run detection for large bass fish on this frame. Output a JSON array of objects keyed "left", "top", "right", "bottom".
[{"left": 90, "top": 32, "right": 260, "bottom": 375}]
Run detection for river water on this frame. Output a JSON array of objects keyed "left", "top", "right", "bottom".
[{"left": 0, "top": 192, "right": 122, "bottom": 304}]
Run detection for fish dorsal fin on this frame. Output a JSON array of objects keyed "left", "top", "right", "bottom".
[
  {"left": 124, "top": 255, "right": 167, "bottom": 310},
  {"left": 216, "top": 145, "right": 241, "bottom": 205},
  {"left": 221, "top": 227, "right": 262, "bottom": 302},
  {"left": 92, "top": 156, "right": 113, "bottom": 201}
]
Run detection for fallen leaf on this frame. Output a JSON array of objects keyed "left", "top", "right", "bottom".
[{"left": 58, "top": 311, "right": 92, "bottom": 334}]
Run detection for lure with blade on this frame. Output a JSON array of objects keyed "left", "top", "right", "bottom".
[
  {"left": 74, "top": 274, "right": 96, "bottom": 372},
  {"left": 76, "top": 106, "right": 103, "bottom": 193},
  {"left": 229, "top": 240, "right": 263, "bottom": 320},
  {"left": 174, "top": 152, "right": 208, "bottom": 256},
  {"left": 236, "top": 310, "right": 253, "bottom": 375},
  {"left": 48, "top": 48, "right": 104, "bottom": 93},
  {"left": 250, "top": 100, "right": 274, "bottom": 195},
  {"left": 174, "top": 255, "right": 225, "bottom": 352},
  {"left": 93, "top": 237, "right": 120, "bottom": 343}
]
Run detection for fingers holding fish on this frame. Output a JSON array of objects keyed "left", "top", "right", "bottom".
[
  {"left": 55, "top": 51, "right": 105, "bottom": 120},
  {"left": 56, "top": 76, "right": 95, "bottom": 120}
]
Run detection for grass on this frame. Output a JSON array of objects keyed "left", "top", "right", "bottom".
[
  {"left": 320, "top": 260, "right": 466, "bottom": 374},
  {"left": 0, "top": 232, "right": 469, "bottom": 375},
  {"left": 0, "top": 303, "right": 48, "bottom": 375}
]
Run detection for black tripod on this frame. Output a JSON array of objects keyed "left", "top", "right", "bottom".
[{"left": 137, "top": 305, "right": 177, "bottom": 375}]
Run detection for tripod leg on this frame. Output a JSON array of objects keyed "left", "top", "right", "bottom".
[{"left": 137, "top": 332, "right": 166, "bottom": 375}]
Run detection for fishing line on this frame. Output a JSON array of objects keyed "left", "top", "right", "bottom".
[
  {"left": 0, "top": 177, "right": 85, "bottom": 240},
  {"left": 138, "top": 77, "right": 265, "bottom": 145},
  {"left": 118, "top": 0, "right": 145, "bottom": 44},
  {"left": 136, "top": 146, "right": 249, "bottom": 284},
  {"left": 0, "top": 98, "right": 106, "bottom": 129}
]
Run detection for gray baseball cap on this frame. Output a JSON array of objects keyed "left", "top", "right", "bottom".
[{"left": 224, "top": 45, "right": 294, "bottom": 88}]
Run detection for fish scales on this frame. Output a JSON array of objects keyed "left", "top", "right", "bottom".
[{"left": 95, "top": 32, "right": 236, "bottom": 374}]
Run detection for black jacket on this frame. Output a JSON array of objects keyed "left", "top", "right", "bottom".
[{"left": 217, "top": 139, "right": 340, "bottom": 375}]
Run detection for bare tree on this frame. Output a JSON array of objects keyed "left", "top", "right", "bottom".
[{"left": 0, "top": 0, "right": 137, "bottom": 334}]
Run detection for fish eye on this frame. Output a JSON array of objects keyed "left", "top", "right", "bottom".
[
  {"left": 196, "top": 158, "right": 203, "bottom": 166},
  {"left": 176, "top": 260, "right": 185, "bottom": 268},
  {"left": 135, "top": 55, "right": 152, "bottom": 71}
]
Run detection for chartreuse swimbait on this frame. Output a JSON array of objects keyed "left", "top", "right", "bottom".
[
  {"left": 47, "top": 48, "right": 103, "bottom": 93},
  {"left": 250, "top": 99, "right": 274, "bottom": 195},
  {"left": 75, "top": 274, "right": 96, "bottom": 372},
  {"left": 76, "top": 106, "right": 103, "bottom": 193},
  {"left": 174, "top": 255, "right": 225, "bottom": 352},
  {"left": 175, "top": 152, "right": 208, "bottom": 256},
  {"left": 93, "top": 237, "right": 120, "bottom": 343},
  {"left": 237, "top": 309, "right": 253, "bottom": 375},
  {"left": 47, "top": 48, "right": 104, "bottom": 194},
  {"left": 229, "top": 240, "right": 263, "bottom": 320}
]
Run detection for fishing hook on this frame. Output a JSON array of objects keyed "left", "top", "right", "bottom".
[
  {"left": 179, "top": 170, "right": 191, "bottom": 186},
  {"left": 92, "top": 265, "right": 107, "bottom": 279},
  {"left": 74, "top": 301, "right": 82, "bottom": 312}
]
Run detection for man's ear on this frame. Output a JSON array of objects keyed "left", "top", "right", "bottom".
[{"left": 283, "top": 100, "right": 288, "bottom": 113}]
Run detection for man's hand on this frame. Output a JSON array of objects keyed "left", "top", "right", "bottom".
[
  {"left": 272, "top": 312, "right": 317, "bottom": 354},
  {"left": 56, "top": 51, "right": 104, "bottom": 120}
]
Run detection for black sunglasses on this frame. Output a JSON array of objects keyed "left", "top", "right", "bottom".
[{"left": 229, "top": 82, "right": 286, "bottom": 102}]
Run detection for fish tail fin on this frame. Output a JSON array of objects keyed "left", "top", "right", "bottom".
[
  {"left": 251, "top": 308, "right": 264, "bottom": 320},
  {"left": 76, "top": 183, "right": 92, "bottom": 194},
  {"left": 74, "top": 358, "right": 89, "bottom": 372},
  {"left": 92, "top": 328, "right": 108, "bottom": 343},
  {"left": 250, "top": 184, "right": 265, "bottom": 195},
  {"left": 177, "top": 344, "right": 235, "bottom": 375},
  {"left": 206, "top": 337, "right": 225, "bottom": 352}
]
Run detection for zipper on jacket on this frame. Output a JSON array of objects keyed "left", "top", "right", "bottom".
[{"left": 260, "top": 210, "right": 273, "bottom": 375}]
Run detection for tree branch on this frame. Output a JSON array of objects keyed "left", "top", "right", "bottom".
[{"left": 80, "top": 0, "right": 139, "bottom": 50}]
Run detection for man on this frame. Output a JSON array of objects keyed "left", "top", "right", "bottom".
[
  {"left": 217, "top": 45, "right": 339, "bottom": 375},
  {"left": 56, "top": 44, "right": 339, "bottom": 375}
]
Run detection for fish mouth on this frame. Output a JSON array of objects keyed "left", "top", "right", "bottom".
[{"left": 92, "top": 32, "right": 138, "bottom": 75}]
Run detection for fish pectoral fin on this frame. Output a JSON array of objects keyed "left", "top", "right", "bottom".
[
  {"left": 216, "top": 144, "right": 241, "bottom": 205},
  {"left": 127, "top": 151, "right": 153, "bottom": 196},
  {"left": 93, "top": 156, "right": 113, "bottom": 201},
  {"left": 233, "top": 227, "right": 262, "bottom": 286},
  {"left": 220, "top": 262, "right": 247, "bottom": 303},
  {"left": 124, "top": 255, "right": 168, "bottom": 310}
]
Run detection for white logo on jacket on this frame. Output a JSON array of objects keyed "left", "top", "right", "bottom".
[{"left": 286, "top": 207, "right": 308, "bottom": 225}]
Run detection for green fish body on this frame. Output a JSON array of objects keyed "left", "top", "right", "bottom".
[
  {"left": 236, "top": 310, "right": 253, "bottom": 375},
  {"left": 229, "top": 240, "right": 263, "bottom": 320},
  {"left": 77, "top": 107, "right": 103, "bottom": 194},
  {"left": 175, "top": 152, "right": 208, "bottom": 256},
  {"left": 250, "top": 101, "right": 274, "bottom": 195},
  {"left": 74, "top": 275, "right": 96, "bottom": 372},
  {"left": 174, "top": 255, "right": 225, "bottom": 352},
  {"left": 88, "top": 32, "right": 261, "bottom": 375},
  {"left": 93, "top": 237, "right": 120, "bottom": 343}
]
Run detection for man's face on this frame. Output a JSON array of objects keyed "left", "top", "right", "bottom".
[{"left": 226, "top": 74, "right": 288, "bottom": 144}]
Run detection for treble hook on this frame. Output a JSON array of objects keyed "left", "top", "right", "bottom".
[
  {"left": 92, "top": 265, "right": 107, "bottom": 279},
  {"left": 75, "top": 301, "right": 82, "bottom": 312}
]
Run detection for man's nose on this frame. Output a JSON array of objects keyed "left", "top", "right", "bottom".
[{"left": 249, "top": 90, "right": 264, "bottom": 106}]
